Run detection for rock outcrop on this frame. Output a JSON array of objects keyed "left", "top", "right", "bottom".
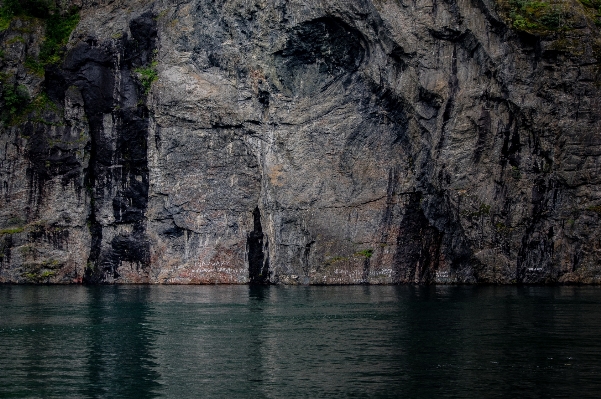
[{"left": 1, "top": 0, "right": 601, "bottom": 284}]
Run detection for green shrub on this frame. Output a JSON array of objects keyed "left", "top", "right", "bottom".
[
  {"left": 505, "top": 0, "right": 569, "bottom": 31},
  {"left": 539, "top": 7, "right": 563, "bottom": 28},
  {"left": 0, "top": 0, "right": 80, "bottom": 66},
  {"left": 39, "top": 7, "right": 80, "bottom": 65},
  {"left": 134, "top": 62, "right": 158, "bottom": 94},
  {"left": 1, "top": 83, "right": 30, "bottom": 125}
]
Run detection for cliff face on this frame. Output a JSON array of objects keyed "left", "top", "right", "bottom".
[{"left": 1, "top": 0, "right": 600, "bottom": 284}]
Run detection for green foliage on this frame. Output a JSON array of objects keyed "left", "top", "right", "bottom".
[
  {"left": 39, "top": 7, "right": 80, "bottom": 65},
  {"left": 355, "top": 249, "right": 374, "bottom": 259},
  {"left": 463, "top": 203, "right": 492, "bottom": 218},
  {"left": 577, "top": 0, "right": 601, "bottom": 25},
  {"left": 0, "top": 1, "right": 79, "bottom": 126},
  {"left": 0, "top": 0, "right": 80, "bottom": 66},
  {"left": 0, "top": 226, "right": 24, "bottom": 235},
  {"left": 324, "top": 256, "right": 348, "bottom": 265},
  {"left": 134, "top": 61, "right": 158, "bottom": 94},
  {"left": 0, "top": 82, "right": 30, "bottom": 125},
  {"left": 0, "top": 83, "right": 60, "bottom": 126},
  {"left": 40, "top": 270, "right": 56, "bottom": 278},
  {"left": 24, "top": 57, "right": 45, "bottom": 76},
  {"left": 506, "top": 0, "right": 569, "bottom": 31},
  {"left": 510, "top": 165, "right": 522, "bottom": 179},
  {"left": 41, "top": 259, "right": 60, "bottom": 268},
  {"left": 0, "top": 11, "right": 10, "bottom": 31},
  {"left": 1, "top": 0, "right": 49, "bottom": 31},
  {"left": 22, "top": 269, "right": 56, "bottom": 281},
  {"left": 1, "top": 0, "right": 54, "bottom": 19},
  {"left": 495, "top": 222, "right": 513, "bottom": 235}
]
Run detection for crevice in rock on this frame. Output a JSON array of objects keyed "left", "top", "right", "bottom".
[{"left": 248, "top": 207, "right": 269, "bottom": 284}]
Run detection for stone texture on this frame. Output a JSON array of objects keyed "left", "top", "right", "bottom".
[{"left": 1, "top": 0, "right": 601, "bottom": 284}]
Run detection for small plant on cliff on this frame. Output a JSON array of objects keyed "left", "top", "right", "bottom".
[
  {"left": 511, "top": 165, "right": 522, "bottom": 180},
  {"left": 355, "top": 249, "right": 374, "bottom": 259},
  {"left": 134, "top": 61, "right": 158, "bottom": 94},
  {"left": 0, "top": 83, "right": 30, "bottom": 125}
]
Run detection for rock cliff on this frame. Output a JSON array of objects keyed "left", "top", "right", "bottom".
[{"left": 1, "top": 0, "right": 601, "bottom": 284}]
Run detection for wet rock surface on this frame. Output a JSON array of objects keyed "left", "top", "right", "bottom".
[{"left": 1, "top": 0, "right": 600, "bottom": 284}]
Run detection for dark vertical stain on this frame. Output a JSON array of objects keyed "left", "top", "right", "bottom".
[
  {"left": 361, "top": 256, "right": 371, "bottom": 284},
  {"left": 248, "top": 207, "right": 269, "bottom": 284},
  {"left": 473, "top": 107, "right": 491, "bottom": 163},
  {"left": 57, "top": 12, "right": 157, "bottom": 283},
  {"left": 392, "top": 192, "right": 442, "bottom": 283}
]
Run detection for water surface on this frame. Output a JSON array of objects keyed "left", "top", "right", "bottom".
[{"left": 1, "top": 285, "right": 600, "bottom": 398}]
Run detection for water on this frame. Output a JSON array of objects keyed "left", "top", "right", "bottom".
[{"left": 1, "top": 285, "right": 601, "bottom": 398}]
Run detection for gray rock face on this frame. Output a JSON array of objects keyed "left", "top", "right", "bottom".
[{"left": 1, "top": 0, "right": 601, "bottom": 284}]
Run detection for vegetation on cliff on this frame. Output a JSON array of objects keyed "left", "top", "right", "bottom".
[
  {"left": 0, "top": 0, "right": 79, "bottom": 125},
  {"left": 496, "top": 0, "right": 601, "bottom": 33},
  {"left": 1, "top": 0, "right": 79, "bottom": 64}
]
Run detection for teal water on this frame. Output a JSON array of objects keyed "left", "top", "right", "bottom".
[{"left": 1, "top": 285, "right": 601, "bottom": 398}]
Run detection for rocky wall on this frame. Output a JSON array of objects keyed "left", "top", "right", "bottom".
[{"left": 1, "top": 0, "right": 601, "bottom": 283}]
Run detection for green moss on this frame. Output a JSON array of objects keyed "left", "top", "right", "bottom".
[
  {"left": 22, "top": 269, "right": 56, "bottom": 281},
  {"left": 6, "top": 35, "right": 26, "bottom": 44},
  {"left": 355, "top": 249, "right": 374, "bottom": 259},
  {"left": 0, "top": 226, "right": 24, "bottom": 235},
  {"left": 498, "top": 0, "right": 601, "bottom": 35},
  {"left": 0, "top": 4, "right": 13, "bottom": 31},
  {"left": 41, "top": 259, "right": 60, "bottom": 268},
  {"left": 40, "top": 270, "right": 56, "bottom": 278},
  {"left": 324, "top": 256, "right": 348, "bottom": 265}
]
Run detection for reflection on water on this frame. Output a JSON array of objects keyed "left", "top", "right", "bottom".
[
  {"left": 1, "top": 285, "right": 601, "bottom": 398},
  {"left": 82, "top": 287, "right": 161, "bottom": 398}
]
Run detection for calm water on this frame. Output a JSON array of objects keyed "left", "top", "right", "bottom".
[{"left": 1, "top": 285, "right": 601, "bottom": 398}]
